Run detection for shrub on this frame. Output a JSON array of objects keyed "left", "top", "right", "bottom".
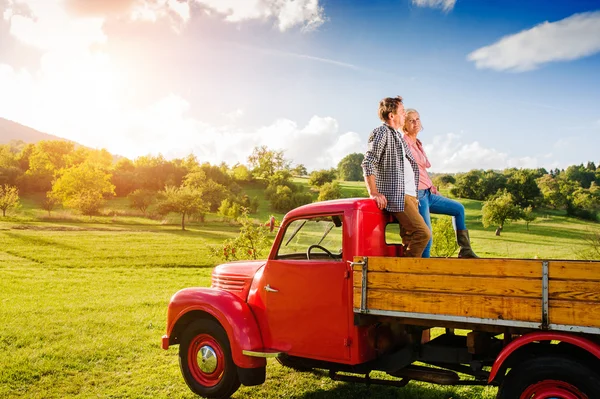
[{"left": 431, "top": 217, "right": 458, "bottom": 258}]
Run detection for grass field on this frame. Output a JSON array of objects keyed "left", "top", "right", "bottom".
[{"left": 1, "top": 182, "right": 599, "bottom": 398}]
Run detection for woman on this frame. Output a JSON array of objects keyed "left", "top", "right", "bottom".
[{"left": 402, "top": 109, "right": 478, "bottom": 258}]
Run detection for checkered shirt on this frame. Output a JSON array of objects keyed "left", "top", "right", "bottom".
[{"left": 361, "top": 124, "right": 420, "bottom": 212}]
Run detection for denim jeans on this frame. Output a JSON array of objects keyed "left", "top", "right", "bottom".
[{"left": 418, "top": 188, "right": 467, "bottom": 258}]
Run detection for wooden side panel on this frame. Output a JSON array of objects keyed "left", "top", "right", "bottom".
[
  {"left": 549, "top": 280, "right": 600, "bottom": 302},
  {"left": 549, "top": 261, "right": 600, "bottom": 281},
  {"left": 352, "top": 256, "right": 543, "bottom": 323},
  {"left": 549, "top": 300, "right": 600, "bottom": 328},
  {"left": 354, "top": 272, "right": 541, "bottom": 298},
  {"left": 353, "top": 256, "right": 542, "bottom": 278},
  {"left": 353, "top": 288, "right": 542, "bottom": 323},
  {"left": 549, "top": 261, "right": 600, "bottom": 328}
]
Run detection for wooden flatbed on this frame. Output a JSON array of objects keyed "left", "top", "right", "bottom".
[{"left": 353, "top": 256, "right": 600, "bottom": 335}]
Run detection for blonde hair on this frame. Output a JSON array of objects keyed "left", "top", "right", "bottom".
[{"left": 403, "top": 108, "right": 423, "bottom": 132}]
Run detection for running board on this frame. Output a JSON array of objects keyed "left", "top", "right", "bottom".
[{"left": 242, "top": 349, "right": 283, "bottom": 358}]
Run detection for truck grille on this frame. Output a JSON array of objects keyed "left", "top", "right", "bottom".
[{"left": 212, "top": 275, "right": 248, "bottom": 292}]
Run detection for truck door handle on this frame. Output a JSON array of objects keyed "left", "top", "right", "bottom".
[{"left": 264, "top": 284, "right": 279, "bottom": 293}]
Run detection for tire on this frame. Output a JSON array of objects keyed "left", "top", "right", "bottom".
[
  {"left": 497, "top": 355, "right": 600, "bottom": 399},
  {"left": 179, "top": 319, "right": 241, "bottom": 399}
]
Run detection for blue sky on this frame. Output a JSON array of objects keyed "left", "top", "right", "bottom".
[{"left": 0, "top": 0, "right": 599, "bottom": 172}]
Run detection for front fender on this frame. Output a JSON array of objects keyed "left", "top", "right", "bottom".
[
  {"left": 163, "top": 287, "right": 266, "bottom": 369},
  {"left": 489, "top": 331, "right": 600, "bottom": 384}
]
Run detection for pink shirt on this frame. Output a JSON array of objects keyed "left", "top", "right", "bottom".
[{"left": 403, "top": 135, "right": 434, "bottom": 191}]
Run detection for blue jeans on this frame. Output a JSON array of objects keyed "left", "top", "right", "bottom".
[{"left": 418, "top": 188, "right": 467, "bottom": 258}]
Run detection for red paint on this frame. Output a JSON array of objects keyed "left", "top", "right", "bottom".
[
  {"left": 489, "top": 331, "right": 600, "bottom": 383},
  {"left": 520, "top": 380, "right": 588, "bottom": 399},
  {"left": 164, "top": 287, "right": 266, "bottom": 369}
]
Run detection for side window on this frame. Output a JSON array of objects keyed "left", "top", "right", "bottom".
[
  {"left": 276, "top": 215, "right": 343, "bottom": 261},
  {"left": 385, "top": 222, "right": 403, "bottom": 244}
]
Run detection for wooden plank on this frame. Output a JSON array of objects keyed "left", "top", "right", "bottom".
[
  {"left": 549, "top": 261, "right": 600, "bottom": 281},
  {"left": 549, "top": 300, "right": 600, "bottom": 328},
  {"left": 353, "top": 288, "right": 542, "bottom": 323},
  {"left": 354, "top": 271, "right": 541, "bottom": 298},
  {"left": 353, "top": 256, "right": 542, "bottom": 278},
  {"left": 549, "top": 280, "right": 600, "bottom": 302}
]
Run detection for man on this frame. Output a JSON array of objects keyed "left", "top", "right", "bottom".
[{"left": 361, "top": 96, "right": 431, "bottom": 257}]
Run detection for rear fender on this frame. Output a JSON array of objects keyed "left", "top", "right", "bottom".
[
  {"left": 489, "top": 331, "right": 600, "bottom": 384},
  {"left": 164, "top": 287, "right": 266, "bottom": 369}
]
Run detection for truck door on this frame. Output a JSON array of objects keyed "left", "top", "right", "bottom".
[{"left": 262, "top": 215, "right": 351, "bottom": 362}]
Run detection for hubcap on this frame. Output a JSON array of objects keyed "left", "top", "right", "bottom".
[
  {"left": 198, "top": 345, "right": 218, "bottom": 373},
  {"left": 520, "top": 380, "right": 589, "bottom": 399}
]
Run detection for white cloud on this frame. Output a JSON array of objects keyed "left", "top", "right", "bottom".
[
  {"left": 412, "top": 0, "right": 456, "bottom": 12},
  {"left": 468, "top": 11, "right": 600, "bottom": 72},
  {"left": 194, "top": 0, "right": 326, "bottom": 32},
  {"left": 424, "top": 133, "right": 541, "bottom": 172}
]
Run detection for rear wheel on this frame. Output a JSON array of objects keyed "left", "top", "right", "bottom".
[
  {"left": 497, "top": 355, "right": 600, "bottom": 399},
  {"left": 179, "top": 319, "right": 240, "bottom": 398}
]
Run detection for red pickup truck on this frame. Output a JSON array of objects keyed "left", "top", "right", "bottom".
[{"left": 162, "top": 198, "right": 600, "bottom": 399}]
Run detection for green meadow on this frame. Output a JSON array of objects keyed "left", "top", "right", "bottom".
[{"left": 1, "top": 182, "right": 598, "bottom": 398}]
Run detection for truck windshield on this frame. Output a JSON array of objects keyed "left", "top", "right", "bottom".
[{"left": 276, "top": 215, "right": 343, "bottom": 260}]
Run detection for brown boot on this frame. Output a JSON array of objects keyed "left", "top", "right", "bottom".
[{"left": 456, "top": 230, "right": 479, "bottom": 258}]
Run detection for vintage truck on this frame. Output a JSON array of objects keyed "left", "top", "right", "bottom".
[{"left": 162, "top": 198, "right": 600, "bottom": 399}]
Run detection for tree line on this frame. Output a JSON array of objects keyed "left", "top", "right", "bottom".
[
  {"left": 432, "top": 163, "right": 600, "bottom": 234},
  {"left": 1, "top": 139, "right": 598, "bottom": 230},
  {"left": 0, "top": 140, "right": 365, "bottom": 228}
]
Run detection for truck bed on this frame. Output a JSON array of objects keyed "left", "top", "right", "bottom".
[{"left": 352, "top": 256, "right": 600, "bottom": 335}]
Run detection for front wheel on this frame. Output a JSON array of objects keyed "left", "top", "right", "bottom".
[
  {"left": 179, "top": 319, "right": 240, "bottom": 398},
  {"left": 497, "top": 355, "right": 600, "bottom": 399}
]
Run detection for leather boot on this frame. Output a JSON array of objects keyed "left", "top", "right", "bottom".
[{"left": 456, "top": 230, "right": 479, "bottom": 258}]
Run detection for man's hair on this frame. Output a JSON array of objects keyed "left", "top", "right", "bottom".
[{"left": 378, "top": 96, "right": 403, "bottom": 123}]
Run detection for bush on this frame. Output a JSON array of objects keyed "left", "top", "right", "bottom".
[
  {"left": 308, "top": 169, "right": 336, "bottom": 187},
  {"left": 211, "top": 209, "right": 273, "bottom": 261},
  {"left": 318, "top": 182, "right": 342, "bottom": 202},
  {"left": 431, "top": 217, "right": 458, "bottom": 258}
]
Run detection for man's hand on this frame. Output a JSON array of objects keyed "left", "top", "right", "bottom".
[
  {"left": 364, "top": 175, "right": 386, "bottom": 210},
  {"left": 370, "top": 192, "right": 387, "bottom": 210}
]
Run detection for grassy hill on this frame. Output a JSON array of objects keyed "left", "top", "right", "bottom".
[
  {"left": 1, "top": 179, "right": 598, "bottom": 398},
  {"left": 0, "top": 117, "right": 71, "bottom": 144}
]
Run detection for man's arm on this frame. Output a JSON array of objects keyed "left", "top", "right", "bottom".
[{"left": 364, "top": 174, "right": 387, "bottom": 210}]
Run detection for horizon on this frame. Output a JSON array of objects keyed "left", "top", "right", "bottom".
[{"left": 1, "top": 0, "right": 599, "bottom": 173}]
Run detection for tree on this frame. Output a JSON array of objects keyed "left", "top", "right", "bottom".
[
  {"left": 248, "top": 146, "right": 289, "bottom": 181},
  {"left": 579, "top": 229, "right": 600, "bottom": 260},
  {"left": 451, "top": 170, "right": 485, "bottom": 200},
  {"left": 22, "top": 140, "right": 75, "bottom": 193},
  {"left": 291, "top": 164, "right": 308, "bottom": 177},
  {"left": 318, "top": 182, "right": 342, "bottom": 201},
  {"left": 215, "top": 208, "right": 273, "bottom": 261},
  {"left": 504, "top": 168, "right": 542, "bottom": 208},
  {"left": 51, "top": 162, "right": 116, "bottom": 216},
  {"left": 431, "top": 217, "right": 458, "bottom": 258},
  {"left": 0, "top": 145, "right": 22, "bottom": 186},
  {"left": 337, "top": 153, "right": 364, "bottom": 181},
  {"left": 432, "top": 174, "right": 455, "bottom": 189},
  {"left": 0, "top": 184, "right": 20, "bottom": 216},
  {"left": 537, "top": 174, "right": 569, "bottom": 209},
  {"left": 156, "top": 185, "right": 208, "bottom": 230},
  {"left": 231, "top": 163, "right": 252, "bottom": 182},
  {"left": 128, "top": 189, "right": 156, "bottom": 216},
  {"left": 41, "top": 191, "right": 60, "bottom": 217},
  {"left": 308, "top": 169, "right": 336, "bottom": 187},
  {"left": 111, "top": 158, "right": 137, "bottom": 197},
  {"left": 183, "top": 169, "right": 229, "bottom": 212},
  {"left": 482, "top": 191, "right": 523, "bottom": 236},
  {"left": 522, "top": 206, "right": 537, "bottom": 231}
]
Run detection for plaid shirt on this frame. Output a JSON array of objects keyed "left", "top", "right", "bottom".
[{"left": 361, "top": 124, "right": 420, "bottom": 212}]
